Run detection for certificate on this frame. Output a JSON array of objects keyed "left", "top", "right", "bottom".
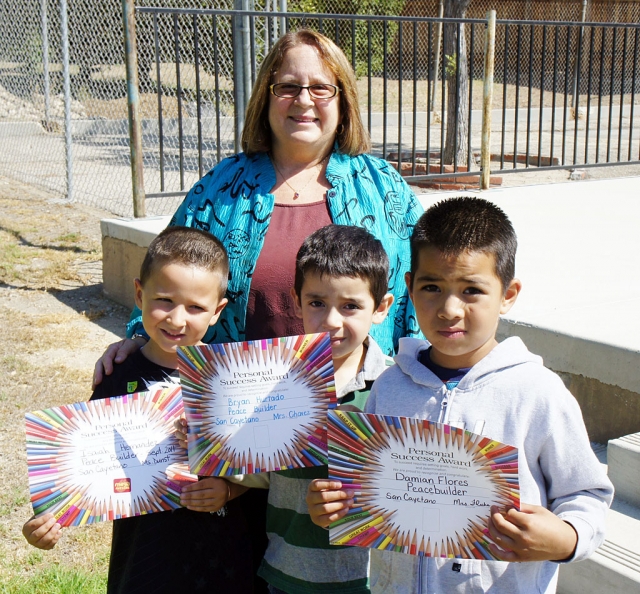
[
  {"left": 177, "top": 333, "right": 336, "bottom": 475},
  {"left": 25, "top": 387, "right": 196, "bottom": 527},
  {"left": 328, "top": 411, "right": 520, "bottom": 559}
]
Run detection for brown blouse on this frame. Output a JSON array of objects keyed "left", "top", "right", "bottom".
[{"left": 244, "top": 200, "right": 332, "bottom": 341}]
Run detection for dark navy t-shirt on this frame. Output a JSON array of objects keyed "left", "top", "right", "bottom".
[
  {"left": 418, "top": 347, "right": 471, "bottom": 390},
  {"left": 90, "top": 350, "right": 254, "bottom": 594}
]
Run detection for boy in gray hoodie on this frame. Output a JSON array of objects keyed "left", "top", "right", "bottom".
[{"left": 308, "top": 197, "right": 613, "bottom": 594}]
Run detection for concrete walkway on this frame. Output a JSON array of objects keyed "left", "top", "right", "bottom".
[{"left": 417, "top": 176, "right": 640, "bottom": 400}]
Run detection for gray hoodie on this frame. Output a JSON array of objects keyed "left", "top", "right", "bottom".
[{"left": 365, "top": 336, "right": 614, "bottom": 594}]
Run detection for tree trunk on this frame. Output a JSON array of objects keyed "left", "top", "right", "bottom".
[{"left": 443, "top": 0, "right": 471, "bottom": 165}]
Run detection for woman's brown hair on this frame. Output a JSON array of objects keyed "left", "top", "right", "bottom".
[{"left": 241, "top": 29, "right": 371, "bottom": 156}]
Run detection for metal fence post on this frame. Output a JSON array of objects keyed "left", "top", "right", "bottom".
[
  {"left": 572, "top": 0, "right": 589, "bottom": 116},
  {"left": 233, "top": 0, "right": 246, "bottom": 152},
  {"left": 278, "top": 0, "right": 287, "bottom": 37},
  {"left": 232, "top": 0, "right": 254, "bottom": 152},
  {"left": 243, "top": 1, "right": 252, "bottom": 108},
  {"left": 430, "top": 0, "right": 444, "bottom": 116},
  {"left": 60, "top": 0, "right": 73, "bottom": 201},
  {"left": 123, "top": 0, "right": 146, "bottom": 217},
  {"left": 481, "top": 10, "right": 496, "bottom": 190},
  {"left": 40, "top": 0, "right": 51, "bottom": 126}
]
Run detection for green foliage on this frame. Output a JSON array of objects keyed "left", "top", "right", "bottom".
[
  {"left": 0, "top": 241, "right": 24, "bottom": 281},
  {"left": 290, "top": 0, "right": 405, "bottom": 14},
  {"left": 444, "top": 53, "right": 457, "bottom": 78},
  {"left": 288, "top": 0, "right": 407, "bottom": 77},
  {"left": 0, "top": 566, "right": 107, "bottom": 594},
  {"left": 23, "top": 32, "right": 43, "bottom": 78}
]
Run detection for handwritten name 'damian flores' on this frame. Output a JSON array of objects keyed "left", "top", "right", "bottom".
[{"left": 393, "top": 472, "right": 470, "bottom": 497}]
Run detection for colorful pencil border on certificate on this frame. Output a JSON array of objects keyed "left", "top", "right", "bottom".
[
  {"left": 25, "top": 387, "right": 195, "bottom": 528},
  {"left": 327, "top": 411, "right": 520, "bottom": 558},
  {"left": 178, "top": 333, "right": 336, "bottom": 476}
]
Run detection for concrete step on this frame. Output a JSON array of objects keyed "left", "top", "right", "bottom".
[
  {"left": 557, "top": 440, "right": 640, "bottom": 593},
  {"left": 558, "top": 499, "right": 640, "bottom": 593},
  {"left": 607, "top": 432, "right": 640, "bottom": 508}
]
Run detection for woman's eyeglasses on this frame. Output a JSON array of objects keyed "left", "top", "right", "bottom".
[{"left": 269, "top": 83, "right": 341, "bottom": 99}]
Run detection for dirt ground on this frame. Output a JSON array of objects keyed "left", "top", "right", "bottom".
[{"left": 0, "top": 176, "right": 130, "bottom": 582}]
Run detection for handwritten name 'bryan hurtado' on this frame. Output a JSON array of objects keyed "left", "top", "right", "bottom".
[{"left": 218, "top": 369, "right": 290, "bottom": 386}]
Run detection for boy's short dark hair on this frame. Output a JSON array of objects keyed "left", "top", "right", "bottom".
[
  {"left": 410, "top": 197, "right": 517, "bottom": 291},
  {"left": 294, "top": 225, "right": 389, "bottom": 306},
  {"left": 140, "top": 226, "right": 229, "bottom": 295}
]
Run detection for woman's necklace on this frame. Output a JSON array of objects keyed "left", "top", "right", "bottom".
[{"left": 271, "top": 155, "right": 328, "bottom": 200}]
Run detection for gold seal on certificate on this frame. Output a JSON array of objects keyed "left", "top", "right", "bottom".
[
  {"left": 327, "top": 411, "right": 520, "bottom": 559},
  {"left": 25, "top": 387, "right": 195, "bottom": 527},
  {"left": 177, "top": 333, "right": 336, "bottom": 476}
]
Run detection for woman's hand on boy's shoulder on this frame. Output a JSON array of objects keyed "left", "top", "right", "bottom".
[
  {"left": 487, "top": 503, "right": 578, "bottom": 562},
  {"left": 92, "top": 337, "right": 145, "bottom": 389},
  {"left": 22, "top": 514, "right": 62, "bottom": 550},
  {"left": 306, "top": 479, "right": 355, "bottom": 528}
]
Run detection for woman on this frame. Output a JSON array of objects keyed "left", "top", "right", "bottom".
[
  {"left": 94, "top": 28, "right": 422, "bottom": 592},
  {"left": 96, "top": 28, "right": 421, "bottom": 383}
]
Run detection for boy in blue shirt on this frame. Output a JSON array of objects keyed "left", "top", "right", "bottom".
[{"left": 308, "top": 197, "right": 613, "bottom": 594}]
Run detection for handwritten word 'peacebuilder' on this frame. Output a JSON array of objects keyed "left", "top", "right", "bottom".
[
  {"left": 217, "top": 393, "right": 310, "bottom": 425},
  {"left": 393, "top": 472, "right": 469, "bottom": 496}
]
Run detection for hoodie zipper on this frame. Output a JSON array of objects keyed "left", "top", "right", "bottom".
[
  {"left": 416, "top": 385, "right": 454, "bottom": 593},
  {"left": 438, "top": 385, "right": 454, "bottom": 424}
]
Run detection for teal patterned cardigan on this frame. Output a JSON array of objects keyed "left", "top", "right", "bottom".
[{"left": 127, "top": 150, "right": 423, "bottom": 355}]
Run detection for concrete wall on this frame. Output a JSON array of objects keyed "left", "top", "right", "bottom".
[
  {"left": 498, "top": 320, "right": 640, "bottom": 444},
  {"left": 100, "top": 217, "right": 170, "bottom": 310}
]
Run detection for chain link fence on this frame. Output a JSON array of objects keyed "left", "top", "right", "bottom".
[
  {"left": 1, "top": 1, "right": 639, "bottom": 216},
  {"left": 0, "top": 0, "right": 237, "bottom": 217},
  {"left": 136, "top": 2, "right": 289, "bottom": 216}
]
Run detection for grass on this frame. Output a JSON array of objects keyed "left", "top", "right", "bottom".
[
  {"left": 0, "top": 309, "right": 113, "bottom": 588},
  {"left": 0, "top": 488, "right": 29, "bottom": 518},
  {"left": 55, "top": 232, "right": 81, "bottom": 243},
  {"left": 0, "top": 240, "right": 25, "bottom": 281},
  {"left": 0, "top": 198, "right": 99, "bottom": 290},
  {"left": 0, "top": 566, "right": 107, "bottom": 594}
]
